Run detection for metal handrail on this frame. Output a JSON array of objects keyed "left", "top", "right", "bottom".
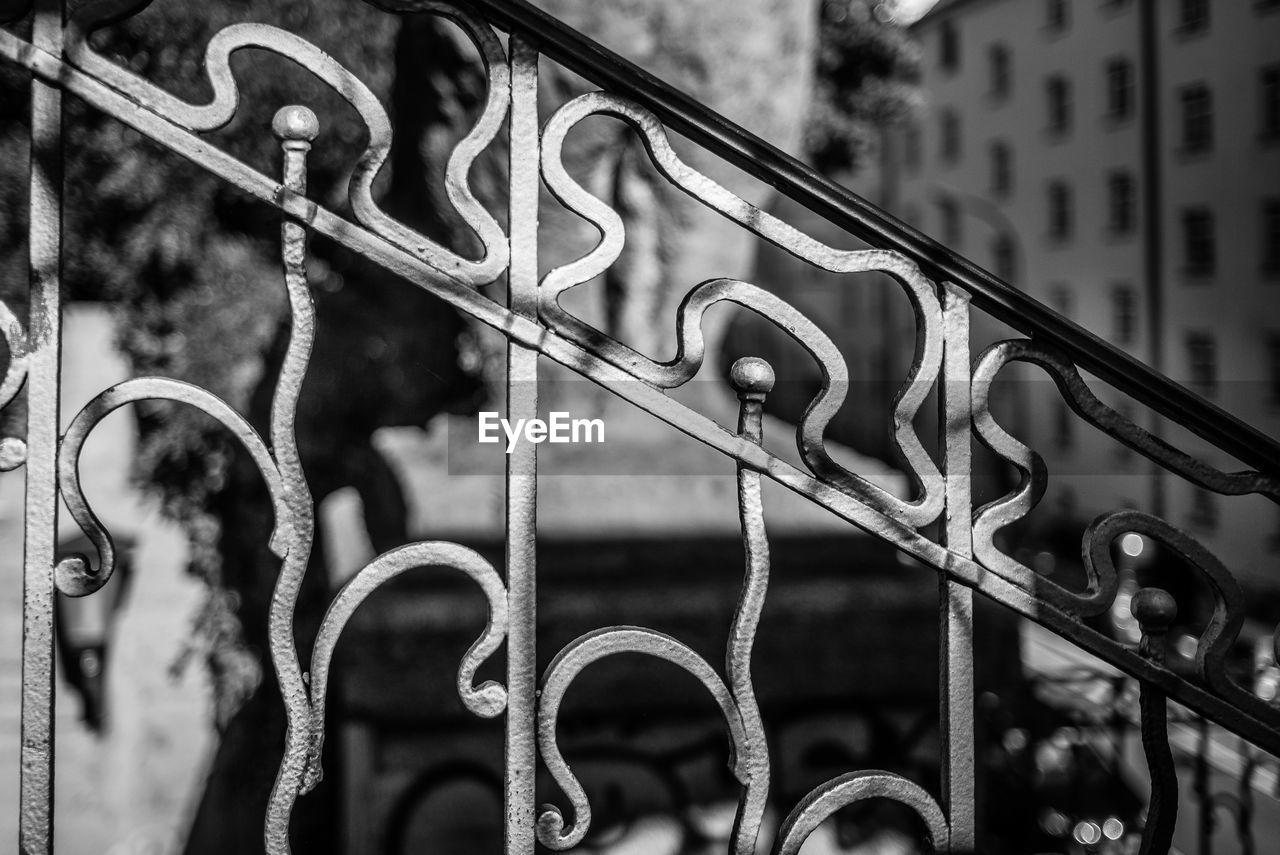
[
  {"left": 438, "top": 0, "right": 1280, "bottom": 478},
  {"left": 5, "top": 3, "right": 1277, "bottom": 852}
]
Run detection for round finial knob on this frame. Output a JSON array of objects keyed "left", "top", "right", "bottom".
[
  {"left": 0, "top": 436, "right": 26, "bottom": 471},
  {"left": 272, "top": 105, "right": 320, "bottom": 143},
  {"left": 1131, "top": 587, "right": 1177, "bottom": 632},
  {"left": 730, "top": 357, "right": 775, "bottom": 397}
]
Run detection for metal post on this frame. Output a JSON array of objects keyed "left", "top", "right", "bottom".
[
  {"left": 939, "top": 283, "right": 975, "bottom": 852},
  {"left": 19, "top": 2, "right": 64, "bottom": 852},
  {"left": 1197, "top": 717, "right": 1213, "bottom": 855},
  {"left": 504, "top": 35, "right": 540, "bottom": 855}
]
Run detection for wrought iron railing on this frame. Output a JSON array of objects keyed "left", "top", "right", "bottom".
[{"left": 2, "top": 0, "right": 1278, "bottom": 852}]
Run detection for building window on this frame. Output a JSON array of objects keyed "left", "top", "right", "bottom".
[
  {"left": 993, "top": 234, "right": 1016, "bottom": 282},
  {"left": 1178, "top": 0, "right": 1210, "bottom": 32},
  {"left": 1046, "top": 0, "right": 1069, "bottom": 30},
  {"left": 1180, "top": 85, "right": 1213, "bottom": 152},
  {"left": 1107, "top": 171, "right": 1136, "bottom": 235},
  {"left": 1182, "top": 208, "right": 1215, "bottom": 275},
  {"left": 1262, "top": 65, "right": 1280, "bottom": 140},
  {"left": 1186, "top": 332, "right": 1216, "bottom": 395},
  {"left": 1111, "top": 285, "right": 1137, "bottom": 344},
  {"left": 1268, "top": 335, "right": 1280, "bottom": 405},
  {"left": 939, "top": 197, "right": 961, "bottom": 246},
  {"left": 989, "top": 44, "right": 1011, "bottom": 99},
  {"left": 990, "top": 141, "right": 1012, "bottom": 197},
  {"left": 940, "top": 110, "right": 961, "bottom": 163},
  {"left": 1106, "top": 58, "right": 1134, "bottom": 120},
  {"left": 941, "top": 21, "right": 959, "bottom": 72},
  {"left": 1189, "top": 488, "right": 1218, "bottom": 531},
  {"left": 1048, "top": 181, "right": 1073, "bottom": 240},
  {"left": 1264, "top": 199, "right": 1280, "bottom": 273},
  {"left": 903, "top": 123, "right": 921, "bottom": 171},
  {"left": 1047, "top": 75, "right": 1072, "bottom": 134}
]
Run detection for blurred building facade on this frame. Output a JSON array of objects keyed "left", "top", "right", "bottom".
[{"left": 881, "top": 0, "right": 1280, "bottom": 591}]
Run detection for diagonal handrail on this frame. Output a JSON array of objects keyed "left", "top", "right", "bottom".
[
  {"left": 407, "top": 0, "right": 1280, "bottom": 479},
  {"left": 3, "top": 4, "right": 1277, "bottom": 850}
]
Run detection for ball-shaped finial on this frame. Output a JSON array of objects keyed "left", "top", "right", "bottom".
[
  {"left": 730, "top": 357, "right": 775, "bottom": 397},
  {"left": 0, "top": 436, "right": 26, "bottom": 471},
  {"left": 272, "top": 105, "right": 320, "bottom": 143},
  {"left": 1131, "top": 587, "right": 1177, "bottom": 632}
]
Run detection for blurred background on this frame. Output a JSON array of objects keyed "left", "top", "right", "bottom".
[{"left": 0, "top": 0, "right": 1278, "bottom": 853}]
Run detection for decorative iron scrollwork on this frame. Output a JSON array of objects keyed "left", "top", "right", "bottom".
[
  {"left": 972, "top": 338, "right": 1280, "bottom": 615},
  {"left": 0, "top": 298, "right": 28, "bottom": 471},
  {"left": 66, "top": 0, "right": 511, "bottom": 283},
  {"left": 4, "top": 2, "right": 1279, "bottom": 853},
  {"left": 540, "top": 92, "right": 945, "bottom": 529}
]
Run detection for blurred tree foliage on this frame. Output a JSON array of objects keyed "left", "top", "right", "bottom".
[
  {"left": 2, "top": 2, "right": 486, "bottom": 850},
  {"left": 805, "top": 0, "right": 922, "bottom": 174},
  {"left": 2, "top": 0, "right": 485, "bottom": 712}
]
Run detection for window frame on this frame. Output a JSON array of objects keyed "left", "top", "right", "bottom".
[
  {"left": 988, "top": 44, "right": 1011, "bottom": 100},
  {"left": 1047, "top": 180, "right": 1074, "bottom": 240},
  {"left": 1178, "top": 0, "right": 1210, "bottom": 33},
  {"left": 989, "top": 140, "right": 1012, "bottom": 197},
  {"left": 1263, "top": 198, "right": 1280, "bottom": 274},
  {"left": 1047, "top": 75, "right": 1072, "bottom": 135},
  {"left": 1105, "top": 57, "right": 1134, "bottom": 121},
  {"left": 1046, "top": 0, "right": 1070, "bottom": 32},
  {"left": 1111, "top": 284, "right": 1138, "bottom": 345},
  {"left": 1268, "top": 333, "right": 1280, "bottom": 406},
  {"left": 1182, "top": 207, "right": 1216, "bottom": 276},
  {"left": 1179, "top": 84, "right": 1213, "bottom": 153},
  {"left": 1261, "top": 64, "right": 1280, "bottom": 141},
  {"left": 940, "top": 20, "right": 959, "bottom": 72},
  {"left": 1186, "top": 331, "right": 1217, "bottom": 395},
  {"left": 1107, "top": 171, "right": 1136, "bottom": 235},
  {"left": 940, "top": 109, "right": 961, "bottom": 163}
]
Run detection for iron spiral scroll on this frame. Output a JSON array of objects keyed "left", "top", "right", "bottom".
[{"left": 0, "top": 1, "right": 1278, "bottom": 853}]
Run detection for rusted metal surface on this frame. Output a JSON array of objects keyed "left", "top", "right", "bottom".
[{"left": 3, "top": 1, "right": 1279, "bottom": 853}]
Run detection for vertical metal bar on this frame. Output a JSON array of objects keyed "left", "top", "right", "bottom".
[
  {"left": 265, "top": 105, "right": 319, "bottom": 855},
  {"left": 1196, "top": 717, "right": 1212, "bottom": 855},
  {"left": 1133, "top": 588, "right": 1178, "bottom": 855},
  {"left": 1237, "top": 747, "right": 1256, "bottom": 855},
  {"left": 20, "top": 2, "right": 64, "bottom": 853},
  {"left": 728, "top": 357, "right": 774, "bottom": 855},
  {"left": 938, "top": 282, "right": 975, "bottom": 852},
  {"left": 504, "top": 35, "right": 539, "bottom": 855}
]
